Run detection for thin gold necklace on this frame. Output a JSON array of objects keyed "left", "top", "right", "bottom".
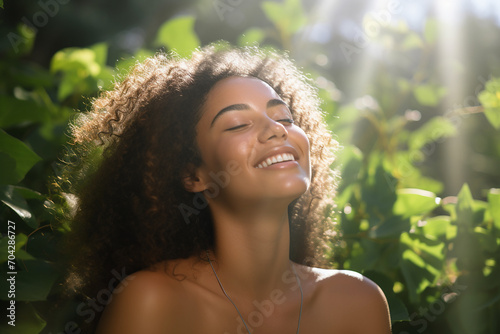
[{"left": 206, "top": 250, "right": 303, "bottom": 334}]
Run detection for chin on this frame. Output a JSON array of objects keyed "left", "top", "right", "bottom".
[{"left": 276, "top": 178, "right": 310, "bottom": 200}]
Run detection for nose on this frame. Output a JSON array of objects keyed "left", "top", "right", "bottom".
[{"left": 257, "top": 117, "right": 288, "bottom": 143}]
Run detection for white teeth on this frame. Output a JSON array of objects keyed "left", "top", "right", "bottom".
[{"left": 256, "top": 153, "right": 295, "bottom": 168}]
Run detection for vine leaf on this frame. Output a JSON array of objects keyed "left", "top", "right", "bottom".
[
  {"left": 154, "top": 16, "right": 200, "bottom": 58},
  {"left": 50, "top": 44, "right": 113, "bottom": 101},
  {"left": 488, "top": 188, "right": 500, "bottom": 229},
  {"left": 0, "top": 260, "right": 59, "bottom": 301},
  {"left": 261, "top": 0, "right": 307, "bottom": 36},
  {"left": 0, "top": 186, "right": 41, "bottom": 228},
  {"left": 0, "top": 130, "right": 41, "bottom": 185},
  {"left": 0, "top": 303, "right": 46, "bottom": 333},
  {"left": 413, "top": 84, "right": 447, "bottom": 107},
  {"left": 393, "top": 188, "right": 439, "bottom": 218},
  {"left": 478, "top": 77, "right": 500, "bottom": 129}
]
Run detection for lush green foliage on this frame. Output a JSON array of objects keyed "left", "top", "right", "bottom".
[{"left": 1, "top": 0, "right": 500, "bottom": 333}]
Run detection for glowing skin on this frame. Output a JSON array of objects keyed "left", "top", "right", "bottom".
[
  {"left": 187, "top": 76, "right": 310, "bottom": 312},
  {"left": 192, "top": 76, "right": 311, "bottom": 210}
]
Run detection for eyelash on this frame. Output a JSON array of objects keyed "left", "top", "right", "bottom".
[
  {"left": 225, "top": 119, "right": 294, "bottom": 131},
  {"left": 278, "top": 118, "right": 294, "bottom": 124},
  {"left": 226, "top": 124, "right": 248, "bottom": 131}
]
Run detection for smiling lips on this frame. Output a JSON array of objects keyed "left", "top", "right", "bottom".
[{"left": 256, "top": 153, "right": 296, "bottom": 168}]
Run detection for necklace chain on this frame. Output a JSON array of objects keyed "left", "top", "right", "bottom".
[{"left": 206, "top": 250, "right": 303, "bottom": 334}]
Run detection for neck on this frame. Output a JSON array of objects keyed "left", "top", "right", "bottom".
[{"left": 208, "top": 201, "right": 294, "bottom": 299}]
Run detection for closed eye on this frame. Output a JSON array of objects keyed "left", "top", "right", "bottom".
[
  {"left": 225, "top": 124, "right": 248, "bottom": 131},
  {"left": 225, "top": 119, "right": 293, "bottom": 131},
  {"left": 277, "top": 118, "right": 294, "bottom": 125}
]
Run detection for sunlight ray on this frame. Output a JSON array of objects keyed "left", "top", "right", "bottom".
[{"left": 435, "top": 0, "right": 468, "bottom": 195}]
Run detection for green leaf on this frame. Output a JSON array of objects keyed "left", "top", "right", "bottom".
[
  {"left": 261, "top": 0, "right": 307, "bottom": 35},
  {"left": 393, "top": 188, "right": 439, "bottom": 218},
  {"left": 478, "top": 77, "right": 500, "bottom": 129},
  {"left": 421, "top": 216, "right": 451, "bottom": 239},
  {"left": 238, "top": 28, "right": 266, "bottom": 46},
  {"left": 3, "top": 62, "right": 53, "bottom": 89},
  {"left": 0, "top": 233, "right": 34, "bottom": 263},
  {"left": 400, "top": 233, "right": 445, "bottom": 303},
  {"left": 453, "top": 184, "right": 484, "bottom": 271},
  {"left": 483, "top": 105, "right": 500, "bottom": 129},
  {"left": 456, "top": 183, "right": 474, "bottom": 228},
  {"left": 154, "top": 16, "right": 200, "bottom": 58},
  {"left": 0, "top": 185, "right": 38, "bottom": 228},
  {"left": 336, "top": 145, "right": 362, "bottom": 194},
  {"left": 475, "top": 227, "right": 497, "bottom": 253},
  {"left": 90, "top": 42, "right": 108, "bottom": 66},
  {"left": 361, "top": 155, "right": 398, "bottom": 216},
  {"left": 400, "top": 249, "right": 431, "bottom": 303},
  {"left": 0, "top": 260, "right": 59, "bottom": 301},
  {"left": 329, "top": 105, "right": 361, "bottom": 141},
  {"left": 0, "top": 130, "right": 41, "bottom": 185},
  {"left": 58, "top": 71, "right": 87, "bottom": 101},
  {"left": 389, "top": 152, "right": 444, "bottom": 193},
  {"left": 10, "top": 23, "right": 36, "bottom": 55},
  {"left": 13, "top": 186, "right": 45, "bottom": 200},
  {"left": 51, "top": 48, "right": 100, "bottom": 75},
  {"left": 488, "top": 188, "right": 500, "bottom": 229},
  {"left": 349, "top": 239, "right": 381, "bottom": 271},
  {"left": 403, "top": 175, "right": 443, "bottom": 195},
  {"left": 408, "top": 117, "right": 456, "bottom": 152},
  {"left": 0, "top": 303, "right": 46, "bottom": 334},
  {"left": 471, "top": 199, "right": 488, "bottom": 225},
  {"left": 0, "top": 96, "right": 50, "bottom": 128},
  {"left": 50, "top": 47, "right": 103, "bottom": 100},
  {"left": 413, "top": 84, "right": 447, "bottom": 106},
  {"left": 401, "top": 233, "right": 445, "bottom": 263},
  {"left": 446, "top": 223, "right": 457, "bottom": 240},
  {"left": 369, "top": 216, "right": 410, "bottom": 239},
  {"left": 0, "top": 153, "right": 18, "bottom": 185}
]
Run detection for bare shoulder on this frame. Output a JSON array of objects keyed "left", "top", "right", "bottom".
[
  {"left": 311, "top": 267, "right": 383, "bottom": 296},
  {"left": 96, "top": 265, "right": 193, "bottom": 334},
  {"left": 307, "top": 267, "right": 392, "bottom": 334}
]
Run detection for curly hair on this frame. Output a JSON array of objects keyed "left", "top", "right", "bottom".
[{"left": 55, "top": 42, "right": 337, "bottom": 330}]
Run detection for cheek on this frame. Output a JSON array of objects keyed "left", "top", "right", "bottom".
[
  {"left": 295, "top": 128, "right": 311, "bottom": 175},
  {"left": 295, "top": 128, "right": 310, "bottom": 155},
  {"left": 212, "top": 136, "right": 252, "bottom": 170}
]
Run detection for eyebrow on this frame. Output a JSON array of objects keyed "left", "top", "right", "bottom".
[{"left": 210, "top": 99, "right": 289, "bottom": 127}]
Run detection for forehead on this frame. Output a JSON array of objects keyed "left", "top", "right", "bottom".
[{"left": 203, "top": 76, "right": 280, "bottom": 109}]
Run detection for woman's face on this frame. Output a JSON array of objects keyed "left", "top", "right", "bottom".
[{"left": 193, "top": 76, "right": 311, "bottom": 206}]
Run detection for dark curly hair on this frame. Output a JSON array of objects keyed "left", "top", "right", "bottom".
[{"left": 55, "top": 42, "right": 337, "bottom": 330}]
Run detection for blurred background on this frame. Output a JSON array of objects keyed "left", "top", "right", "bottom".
[{"left": 1, "top": 0, "right": 500, "bottom": 333}]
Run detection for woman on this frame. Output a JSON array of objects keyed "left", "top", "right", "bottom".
[{"left": 59, "top": 43, "right": 391, "bottom": 333}]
